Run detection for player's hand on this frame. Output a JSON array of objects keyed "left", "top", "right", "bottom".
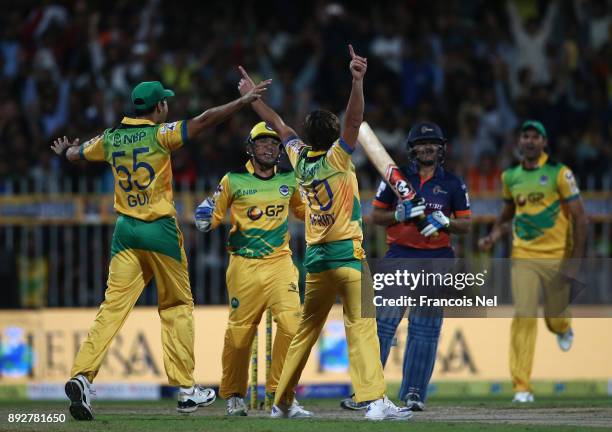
[
  {"left": 239, "top": 79, "right": 271, "bottom": 104},
  {"left": 237, "top": 66, "right": 271, "bottom": 103},
  {"left": 348, "top": 44, "right": 367, "bottom": 81},
  {"left": 478, "top": 235, "right": 494, "bottom": 251},
  {"left": 418, "top": 211, "right": 450, "bottom": 237},
  {"left": 51, "top": 136, "right": 80, "bottom": 156},
  {"left": 394, "top": 197, "right": 426, "bottom": 223},
  {"left": 195, "top": 197, "right": 215, "bottom": 232}
]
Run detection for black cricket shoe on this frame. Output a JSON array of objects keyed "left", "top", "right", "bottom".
[
  {"left": 65, "top": 375, "right": 95, "bottom": 421},
  {"left": 404, "top": 392, "right": 425, "bottom": 411}
]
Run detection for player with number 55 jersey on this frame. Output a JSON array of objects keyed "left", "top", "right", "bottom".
[{"left": 51, "top": 79, "right": 269, "bottom": 420}]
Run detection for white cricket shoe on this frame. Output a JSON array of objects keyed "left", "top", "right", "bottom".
[
  {"left": 557, "top": 328, "right": 574, "bottom": 352},
  {"left": 270, "top": 399, "right": 313, "bottom": 418},
  {"left": 226, "top": 395, "right": 248, "bottom": 416},
  {"left": 512, "top": 391, "right": 534, "bottom": 403},
  {"left": 365, "top": 397, "right": 413, "bottom": 421},
  {"left": 177, "top": 385, "right": 216, "bottom": 413},
  {"left": 65, "top": 374, "right": 95, "bottom": 421}
]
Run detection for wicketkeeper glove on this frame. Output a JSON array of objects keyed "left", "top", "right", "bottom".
[
  {"left": 394, "top": 197, "right": 426, "bottom": 223},
  {"left": 418, "top": 211, "right": 450, "bottom": 237},
  {"left": 195, "top": 197, "right": 215, "bottom": 232}
]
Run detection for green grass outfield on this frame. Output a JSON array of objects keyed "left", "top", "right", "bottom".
[{"left": 0, "top": 396, "right": 611, "bottom": 432}]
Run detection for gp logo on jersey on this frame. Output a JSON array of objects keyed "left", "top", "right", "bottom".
[
  {"left": 159, "top": 122, "right": 178, "bottom": 134},
  {"left": 247, "top": 206, "right": 263, "bottom": 221},
  {"left": 279, "top": 185, "right": 289, "bottom": 196}
]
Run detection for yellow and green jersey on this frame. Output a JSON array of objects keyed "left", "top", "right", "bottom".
[
  {"left": 284, "top": 135, "right": 364, "bottom": 273},
  {"left": 211, "top": 161, "right": 305, "bottom": 259},
  {"left": 502, "top": 153, "right": 581, "bottom": 259},
  {"left": 79, "top": 116, "right": 187, "bottom": 221}
]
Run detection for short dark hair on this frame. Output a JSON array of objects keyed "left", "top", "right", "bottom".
[
  {"left": 134, "top": 105, "right": 156, "bottom": 116},
  {"left": 304, "top": 109, "right": 340, "bottom": 151},
  {"left": 134, "top": 99, "right": 165, "bottom": 116}
]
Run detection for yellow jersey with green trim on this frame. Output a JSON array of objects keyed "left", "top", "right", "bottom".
[
  {"left": 502, "top": 153, "right": 580, "bottom": 258},
  {"left": 283, "top": 135, "right": 364, "bottom": 258},
  {"left": 211, "top": 161, "right": 305, "bottom": 259},
  {"left": 79, "top": 117, "right": 188, "bottom": 221}
]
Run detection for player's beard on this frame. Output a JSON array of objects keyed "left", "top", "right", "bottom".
[{"left": 253, "top": 155, "right": 277, "bottom": 170}]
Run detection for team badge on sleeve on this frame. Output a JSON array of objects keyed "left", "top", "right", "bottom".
[
  {"left": 286, "top": 139, "right": 306, "bottom": 154},
  {"left": 564, "top": 170, "right": 580, "bottom": 195},
  {"left": 159, "top": 122, "right": 178, "bottom": 134}
]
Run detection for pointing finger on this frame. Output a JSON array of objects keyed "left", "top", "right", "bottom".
[
  {"left": 348, "top": 44, "right": 355, "bottom": 59},
  {"left": 238, "top": 65, "right": 252, "bottom": 81}
]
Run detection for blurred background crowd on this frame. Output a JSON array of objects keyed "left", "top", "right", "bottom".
[{"left": 1, "top": 0, "right": 610, "bottom": 194}]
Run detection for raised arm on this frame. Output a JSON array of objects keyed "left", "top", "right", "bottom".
[
  {"left": 237, "top": 66, "right": 296, "bottom": 142},
  {"left": 186, "top": 79, "right": 271, "bottom": 139},
  {"left": 341, "top": 44, "right": 367, "bottom": 149}
]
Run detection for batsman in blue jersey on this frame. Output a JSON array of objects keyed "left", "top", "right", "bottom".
[{"left": 341, "top": 121, "right": 472, "bottom": 411}]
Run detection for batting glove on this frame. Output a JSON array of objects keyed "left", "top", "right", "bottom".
[
  {"left": 419, "top": 211, "right": 450, "bottom": 237},
  {"left": 394, "top": 197, "right": 426, "bottom": 222},
  {"left": 195, "top": 197, "right": 215, "bottom": 232}
]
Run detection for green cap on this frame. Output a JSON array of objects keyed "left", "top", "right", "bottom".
[
  {"left": 520, "top": 120, "right": 547, "bottom": 138},
  {"left": 131, "top": 81, "right": 175, "bottom": 110}
]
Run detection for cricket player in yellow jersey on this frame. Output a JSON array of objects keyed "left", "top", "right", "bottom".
[
  {"left": 194, "top": 122, "right": 304, "bottom": 416},
  {"left": 51, "top": 79, "right": 269, "bottom": 420},
  {"left": 237, "top": 45, "right": 412, "bottom": 421},
  {"left": 479, "top": 120, "right": 588, "bottom": 403}
]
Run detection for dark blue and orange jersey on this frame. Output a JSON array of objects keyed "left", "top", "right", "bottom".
[{"left": 372, "top": 164, "right": 471, "bottom": 249}]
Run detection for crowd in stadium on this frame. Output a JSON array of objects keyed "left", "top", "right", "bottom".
[{"left": 0, "top": 0, "right": 610, "bottom": 193}]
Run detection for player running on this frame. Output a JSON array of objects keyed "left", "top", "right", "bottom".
[
  {"left": 341, "top": 122, "right": 471, "bottom": 411},
  {"left": 478, "top": 120, "right": 587, "bottom": 403},
  {"left": 51, "top": 79, "right": 269, "bottom": 420},
  {"left": 237, "top": 45, "right": 412, "bottom": 421},
  {"left": 194, "top": 122, "right": 304, "bottom": 416}
]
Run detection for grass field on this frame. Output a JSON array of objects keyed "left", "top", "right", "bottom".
[{"left": 0, "top": 396, "right": 611, "bottom": 432}]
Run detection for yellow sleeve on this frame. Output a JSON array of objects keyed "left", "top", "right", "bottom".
[
  {"left": 325, "top": 138, "right": 353, "bottom": 172},
  {"left": 289, "top": 187, "right": 306, "bottom": 220},
  {"left": 557, "top": 166, "right": 580, "bottom": 201},
  {"left": 211, "top": 174, "right": 231, "bottom": 229},
  {"left": 501, "top": 171, "right": 512, "bottom": 201},
  {"left": 156, "top": 120, "right": 188, "bottom": 152},
  {"left": 79, "top": 134, "right": 105, "bottom": 161},
  {"left": 283, "top": 135, "right": 308, "bottom": 168}
]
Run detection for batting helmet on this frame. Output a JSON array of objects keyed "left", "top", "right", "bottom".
[{"left": 247, "top": 122, "right": 280, "bottom": 145}]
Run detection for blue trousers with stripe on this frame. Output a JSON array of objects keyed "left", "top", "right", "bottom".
[{"left": 376, "top": 244, "right": 452, "bottom": 402}]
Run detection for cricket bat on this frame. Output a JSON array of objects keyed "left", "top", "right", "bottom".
[
  {"left": 358, "top": 121, "right": 420, "bottom": 202},
  {"left": 358, "top": 122, "right": 435, "bottom": 234}
]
